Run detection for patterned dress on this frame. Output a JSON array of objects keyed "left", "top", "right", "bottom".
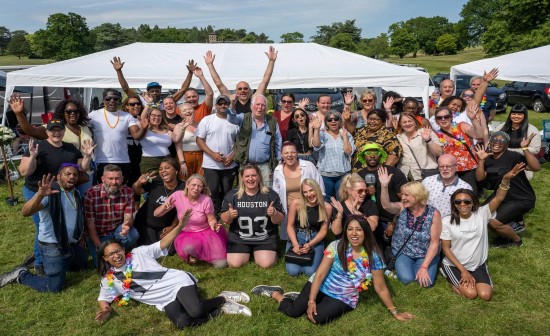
[{"left": 435, "top": 123, "right": 478, "bottom": 172}]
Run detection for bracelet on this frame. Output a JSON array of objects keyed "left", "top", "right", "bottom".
[
  {"left": 424, "top": 138, "right": 432, "bottom": 143},
  {"left": 180, "top": 160, "right": 186, "bottom": 164},
  {"left": 308, "top": 300, "right": 316, "bottom": 305},
  {"left": 499, "top": 183, "right": 510, "bottom": 191},
  {"left": 387, "top": 306, "right": 396, "bottom": 310},
  {"left": 390, "top": 309, "right": 398, "bottom": 315},
  {"left": 521, "top": 147, "right": 529, "bottom": 151}
]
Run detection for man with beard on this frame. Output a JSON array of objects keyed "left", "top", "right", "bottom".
[
  {"left": 0, "top": 164, "right": 87, "bottom": 292},
  {"left": 204, "top": 47, "right": 277, "bottom": 114},
  {"left": 354, "top": 142, "right": 407, "bottom": 246},
  {"left": 180, "top": 67, "right": 215, "bottom": 123},
  {"left": 84, "top": 164, "right": 138, "bottom": 266}
]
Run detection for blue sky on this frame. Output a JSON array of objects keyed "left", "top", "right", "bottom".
[{"left": 3, "top": 0, "right": 467, "bottom": 41}]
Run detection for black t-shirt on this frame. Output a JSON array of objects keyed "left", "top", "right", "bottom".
[
  {"left": 135, "top": 178, "right": 186, "bottom": 229},
  {"left": 234, "top": 99, "right": 252, "bottom": 114},
  {"left": 356, "top": 164, "right": 407, "bottom": 222},
  {"left": 295, "top": 205, "right": 324, "bottom": 231},
  {"left": 24, "top": 140, "right": 83, "bottom": 192},
  {"left": 341, "top": 199, "right": 379, "bottom": 220},
  {"left": 221, "top": 188, "right": 284, "bottom": 244},
  {"left": 482, "top": 150, "right": 535, "bottom": 203},
  {"left": 285, "top": 128, "right": 311, "bottom": 154}
]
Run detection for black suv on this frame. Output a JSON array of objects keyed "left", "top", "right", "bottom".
[
  {"left": 432, "top": 73, "right": 508, "bottom": 113},
  {"left": 501, "top": 81, "right": 550, "bottom": 113}
]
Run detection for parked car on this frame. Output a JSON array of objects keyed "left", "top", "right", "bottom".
[
  {"left": 433, "top": 73, "right": 508, "bottom": 113},
  {"left": 271, "top": 88, "right": 345, "bottom": 112},
  {"left": 502, "top": 81, "right": 550, "bottom": 113}
]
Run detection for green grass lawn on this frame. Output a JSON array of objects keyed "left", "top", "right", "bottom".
[
  {"left": 1, "top": 49, "right": 550, "bottom": 335},
  {"left": 0, "top": 55, "right": 52, "bottom": 66}
]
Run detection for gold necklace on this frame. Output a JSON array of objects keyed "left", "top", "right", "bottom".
[{"left": 104, "top": 108, "right": 120, "bottom": 129}]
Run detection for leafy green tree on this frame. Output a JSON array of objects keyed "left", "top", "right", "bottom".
[
  {"left": 280, "top": 32, "right": 304, "bottom": 43},
  {"left": 7, "top": 30, "right": 30, "bottom": 58},
  {"left": 390, "top": 17, "right": 454, "bottom": 56},
  {"left": 389, "top": 28, "right": 419, "bottom": 58},
  {"left": 33, "top": 12, "right": 93, "bottom": 61},
  {"left": 329, "top": 33, "right": 357, "bottom": 52},
  {"left": 435, "top": 33, "right": 458, "bottom": 54},
  {"left": 91, "top": 23, "right": 128, "bottom": 51},
  {"left": 459, "top": 0, "right": 502, "bottom": 46},
  {"left": 241, "top": 33, "right": 258, "bottom": 43},
  {"left": 362, "top": 33, "right": 388, "bottom": 59},
  {"left": 0, "top": 26, "right": 11, "bottom": 55},
  {"left": 312, "top": 19, "right": 361, "bottom": 45}
]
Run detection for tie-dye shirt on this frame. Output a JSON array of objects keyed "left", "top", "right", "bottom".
[{"left": 309, "top": 240, "right": 385, "bottom": 308}]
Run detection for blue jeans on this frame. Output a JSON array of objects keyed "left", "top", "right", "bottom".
[
  {"left": 285, "top": 230, "right": 324, "bottom": 276},
  {"left": 22, "top": 185, "right": 42, "bottom": 267},
  {"left": 19, "top": 243, "right": 87, "bottom": 292},
  {"left": 393, "top": 250, "right": 440, "bottom": 287},
  {"left": 321, "top": 174, "right": 346, "bottom": 202},
  {"left": 88, "top": 225, "right": 140, "bottom": 267}
]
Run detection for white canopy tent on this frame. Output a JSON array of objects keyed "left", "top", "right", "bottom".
[
  {"left": 450, "top": 45, "right": 550, "bottom": 83},
  {"left": 3, "top": 42, "right": 429, "bottom": 114}
]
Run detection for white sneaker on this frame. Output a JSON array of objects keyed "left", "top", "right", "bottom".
[
  {"left": 219, "top": 291, "right": 251, "bottom": 303},
  {"left": 221, "top": 300, "right": 252, "bottom": 317}
]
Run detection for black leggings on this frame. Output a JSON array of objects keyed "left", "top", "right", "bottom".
[
  {"left": 203, "top": 167, "right": 238, "bottom": 215},
  {"left": 278, "top": 281, "right": 352, "bottom": 324},
  {"left": 164, "top": 284, "right": 225, "bottom": 329}
]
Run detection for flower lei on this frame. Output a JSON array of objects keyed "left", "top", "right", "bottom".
[
  {"left": 105, "top": 253, "right": 133, "bottom": 306},
  {"left": 480, "top": 95, "right": 487, "bottom": 110},
  {"left": 436, "top": 122, "right": 465, "bottom": 147},
  {"left": 346, "top": 246, "right": 372, "bottom": 292}
]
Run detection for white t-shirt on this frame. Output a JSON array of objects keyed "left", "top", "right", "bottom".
[
  {"left": 89, "top": 109, "right": 138, "bottom": 163},
  {"left": 196, "top": 114, "right": 239, "bottom": 169},
  {"left": 140, "top": 130, "right": 172, "bottom": 157},
  {"left": 440, "top": 204, "right": 492, "bottom": 271},
  {"left": 98, "top": 242, "right": 197, "bottom": 311}
]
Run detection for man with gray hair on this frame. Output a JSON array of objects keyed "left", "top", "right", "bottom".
[
  {"left": 470, "top": 76, "right": 496, "bottom": 122},
  {"left": 422, "top": 154, "right": 472, "bottom": 218}
]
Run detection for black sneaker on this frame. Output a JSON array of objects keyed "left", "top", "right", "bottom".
[
  {"left": 490, "top": 236, "right": 508, "bottom": 248},
  {"left": 250, "top": 285, "right": 283, "bottom": 298},
  {"left": 511, "top": 221, "right": 526, "bottom": 233},
  {"left": 0, "top": 265, "right": 28, "bottom": 287},
  {"left": 282, "top": 292, "right": 300, "bottom": 301},
  {"left": 493, "top": 238, "right": 523, "bottom": 248}
]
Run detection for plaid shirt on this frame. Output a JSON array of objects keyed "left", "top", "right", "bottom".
[
  {"left": 84, "top": 184, "right": 134, "bottom": 236},
  {"left": 314, "top": 131, "right": 355, "bottom": 174}
]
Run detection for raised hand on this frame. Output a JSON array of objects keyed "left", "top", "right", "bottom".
[
  {"left": 503, "top": 162, "right": 526, "bottom": 180},
  {"left": 383, "top": 96, "right": 395, "bottom": 111},
  {"left": 187, "top": 59, "right": 197, "bottom": 73},
  {"left": 310, "top": 115, "right": 322, "bottom": 129},
  {"left": 298, "top": 97, "right": 310, "bottom": 110},
  {"left": 110, "top": 56, "right": 124, "bottom": 71},
  {"left": 138, "top": 171, "right": 157, "bottom": 184},
  {"left": 163, "top": 197, "right": 175, "bottom": 211},
  {"left": 227, "top": 203, "right": 238, "bottom": 219},
  {"left": 204, "top": 50, "right": 215, "bottom": 65},
  {"left": 9, "top": 94, "right": 25, "bottom": 114},
  {"left": 120, "top": 223, "right": 130, "bottom": 237},
  {"left": 466, "top": 100, "right": 481, "bottom": 121},
  {"left": 344, "top": 91, "right": 354, "bottom": 106},
  {"left": 330, "top": 196, "right": 343, "bottom": 215},
  {"left": 474, "top": 144, "right": 491, "bottom": 161},
  {"left": 194, "top": 67, "right": 204, "bottom": 77},
  {"left": 81, "top": 139, "right": 96, "bottom": 156},
  {"left": 141, "top": 92, "right": 153, "bottom": 104},
  {"left": 520, "top": 133, "right": 536, "bottom": 148},
  {"left": 483, "top": 68, "right": 499, "bottom": 82},
  {"left": 37, "top": 174, "right": 59, "bottom": 197},
  {"left": 342, "top": 107, "right": 351, "bottom": 123},
  {"left": 339, "top": 128, "right": 348, "bottom": 138},
  {"left": 179, "top": 208, "right": 193, "bottom": 225},
  {"left": 28, "top": 139, "right": 39, "bottom": 157},
  {"left": 140, "top": 115, "right": 150, "bottom": 130},
  {"left": 421, "top": 126, "right": 432, "bottom": 141},
  {"left": 266, "top": 201, "right": 276, "bottom": 216},
  {"left": 377, "top": 166, "right": 393, "bottom": 187},
  {"left": 265, "top": 46, "right": 278, "bottom": 61}
]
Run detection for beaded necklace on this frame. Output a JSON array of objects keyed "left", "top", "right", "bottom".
[
  {"left": 104, "top": 108, "right": 120, "bottom": 129},
  {"left": 346, "top": 246, "right": 372, "bottom": 292},
  {"left": 105, "top": 253, "right": 133, "bottom": 306},
  {"left": 62, "top": 188, "right": 77, "bottom": 209}
]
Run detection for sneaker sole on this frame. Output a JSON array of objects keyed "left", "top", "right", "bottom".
[
  {"left": 250, "top": 285, "right": 283, "bottom": 297},
  {"left": 220, "top": 291, "right": 250, "bottom": 304},
  {"left": 223, "top": 300, "right": 252, "bottom": 317}
]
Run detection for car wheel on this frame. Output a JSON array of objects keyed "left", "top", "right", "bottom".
[{"left": 533, "top": 99, "right": 546, "bottom": 113}]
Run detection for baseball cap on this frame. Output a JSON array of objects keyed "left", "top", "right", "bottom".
[
  {"left": 215, "top": 95, "right": 230, "bottom": 104},
  {"left": 147, "top": 82, "right": 162, "bottom": 90},
  {"left": 47, "top": 119, "right": 65, "bottom": 130}
]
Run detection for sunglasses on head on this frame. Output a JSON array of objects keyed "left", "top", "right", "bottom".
[
  {"left": 128, "top": 102, "right": 142, "bottom": 107},
  {"left": 104, "top": 96, "right": 120, "bottom": 102},
  {"left": 436, "top": 114, "right": 452, "bottom": 121},
  {"left": 64, "top": 109, "right": 78, "bottom": 114},
  {"left": 454, "top": 198, "right": 473, "bottom": 205}
]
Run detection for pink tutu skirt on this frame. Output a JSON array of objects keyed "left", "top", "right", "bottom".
[{"left": 174, "top": 227, "right": 227, "bottom": 264}]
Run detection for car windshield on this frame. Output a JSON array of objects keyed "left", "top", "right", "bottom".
[{"left": 456, "top": 75, "right": 472, "bottom": 90}]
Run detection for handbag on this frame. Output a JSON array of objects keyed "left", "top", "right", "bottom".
[
  {"left": 403, "top": 141, "right": 439, "bottom": 180},
  {"left": 385, "top": 214, "right": 416, "bottom": 271},
  {"left": 285, "top": 213, "right": 315, "bottom": 265}
]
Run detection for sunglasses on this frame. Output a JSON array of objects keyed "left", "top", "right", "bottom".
[
  {"left": 462, "top": 93, "right": 474, "bottom": 98},
  {"left": 294, "top": 113, "right": 306, "bottom": 118},
  {"left": 104, "top": 96, "right": 120, "bottom": 102},
  {"left": 490, "top": 138, "right": 508, "bottom": 144},
  {"left": 362, "top": 99, "right": 374, "bottom": 103},
  {"left": 326, "top": 117, "right": 340, "bottom": 122},
  {"left": 217, "top": 101, "right": 229, "bottom": 106},
  {"left": 281, "top": 100, "right": 294, "bottom": 104},
  {"left": 454, "top": 199, "right": 473, "bottom": 205},
  {"left": 236, "top": 87, "right": 249, "bottom": 91},
  {"left": 128, "top": 102, "right": 142, "bottom": 107},
  {"left": 353, "top": 189, "right": 367, "bottom": 194},
  {"left": 64, "top": 109, "right": 79, "bottom": 114},
  {"left": 436, "top": 115, "right": 452, "bottom": 121}
]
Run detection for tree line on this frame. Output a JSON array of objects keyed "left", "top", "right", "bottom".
[{"left": 0, "top": 0, "right": 548, "bottom": 62}]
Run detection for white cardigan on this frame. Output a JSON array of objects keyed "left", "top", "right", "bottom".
[{"left": 272, "top": 159, "right": 325, "bottom": 240}]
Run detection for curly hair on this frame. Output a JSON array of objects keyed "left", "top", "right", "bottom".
[{"left": 53, "top": 98, "right": 90, "bottom": 126}]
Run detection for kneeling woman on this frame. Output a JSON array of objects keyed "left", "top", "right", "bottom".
[
  {"left": 154, "top": 174, "right": 227, "bottom": 268},
  {"left": 440, "top": 163, "right": 524, "bottom": 300},
  {"left": 285, "top": 179, "right": 332, "bottom": 276},
  {"left": 252, "top": 217, "right": 415, "bottom": 324},
  {"left": 95, "top": 209, "right": 252, "bottom": 329},
  {"left": 220, "top": 164, "right": 285, "bottom": 268}
]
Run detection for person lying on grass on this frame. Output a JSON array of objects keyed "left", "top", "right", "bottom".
[
  {"left": 440, "top": 163, "right": 525, "bottom": 300},
  {"left": 95, "top": 209, "right": 252, "bottom": 329},
  {"left": 251, "top": 217, "right": 415, "bottom": 324}
]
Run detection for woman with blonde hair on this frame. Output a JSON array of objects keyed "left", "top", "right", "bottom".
[
  {"left": 379, "top": 167, "right": 442, "bottom": 287},
  {"left": 285, "top": 179, "right": 332, "bottom": 276},
  {"left": 343, "top": 89, "right": 377, "bottom": 134},
  {"left": 220, "top": 164, "right": 285, "bottom": 268},
  {"left": 154, "top": 174, "right": 227, "bottom": 267}
]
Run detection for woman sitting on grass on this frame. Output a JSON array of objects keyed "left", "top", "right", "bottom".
[
  {"left": 440, "top": 163, "right": 524, "bottom": 300},
  {"left": 251, "top": 217, "right": 415, "bottom": 324},
  {"left": 95, "top": 209, "right": 252, "bottom": 329}
]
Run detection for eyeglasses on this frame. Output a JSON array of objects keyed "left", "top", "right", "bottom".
[
  {"left": 326, "top": 117, "right": 340, "bottom": 122},
  {"left": 294, "top": 113, "right": 306, "bottom": 118},
  {"left": 104, "top": 96, "right": 120, "bottom": 102},
  {"left": 368, "top": 117, "right": 382, "bottom": 122},
  {"left": 281, "top": 100, "right": 294, "bottom": 104},
  {"left": 435, "top": 115, "right": 452, "bottom": 121},
  {"left": 353, "top": 189, "right": 367, "bottom": 194},
  {"left": 217, "top": 101, "right": 229, "bottom": 106},
  {"left": 104, "top": 248, "right": 124, "bottom": 258},
  {"left": 490, "top": 138, "right": 508, "bottom": 144},
  {"left": 128, "top": 102, "right": 142, "bottom": 107},
  {"left": 236, "top": 87, "right": 249, "bottom": 91},
  {"left": 438, "top": 164, "right": 456, "bottom": 170},
  {"left": 362, "top": 99, "right": 374, "bottom": 103},
  {"left": 64, "top": 109, "right": 78, "bottom": 114},
  {"left": 454, "top": 199, "right": 473, "bottom": 205},
  {"left": 462, "top": 93, "right": 474, "bottom": 98}
]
